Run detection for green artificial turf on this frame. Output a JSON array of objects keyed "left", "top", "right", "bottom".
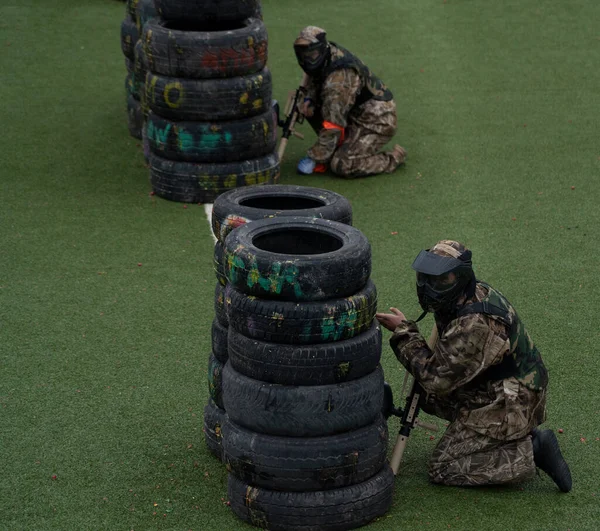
[{"left": 1, "top": 0, "right": 599, "bottom": 529}]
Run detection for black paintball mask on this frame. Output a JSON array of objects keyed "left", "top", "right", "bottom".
[
  {"left": 294, "top": 33, "right": 330, "bottom": 75},
  {"left": 411, "top": 248, "right": 476, "bottom": 316}
]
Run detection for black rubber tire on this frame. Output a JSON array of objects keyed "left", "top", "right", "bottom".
[
  {"left": 203, "top": 399, "right": 226, "bottom": 461},
  {"left": 125, "top": 56, "right": 134, "bottom": 73},
  {"left": 213, "top": 240, "right": 227, "bottom": 286},
  {"left": 211, "top": 318, "right": 228, "bottom": 363},
  {"left": 226, "top": 280, "right": 377, "bottom": 345},
  {"left": 127, "top": 94, "right": 143, "bottom": 139},
  {"left": 143, "top": 17, "right": 267, "bottom": 79},
  {"left": 224, "top": 217, "right": 371, "bottom": 302},
  {"left": 148, "top": 152, "right": 278, "bottom": 204},
  {"left": 214, "top": 282, "right": 228, "bottom": 327},
  {"left": 146, "top": 109, "right": 277, "bottom": 163},
  {"left": 120, "top": 15, "right": 139, "bottom": 60},
  {"left": 222, "top": 363, "right": 384, "bottom": 437},
  {"left": 211, "top": 184, "right": 353, "bottom": 243},
  {"left": 126, "top": 40, "right": 145, "bottom": 100},
  {"left": 227, "top": 464, "right": 394, "bottom": 531},
  {"left": 145, "top": 68, "right": 272, "bottom": 122},
  {"left": 223, "top": 415, "right": 388, "bottom": 492},
  {"left": 208, "top": 354, "right": 225, "bottom": 409},
  {"left": 227, "top": 321, "right": 382, "bottom": 385},
  {"left": 154, "top": 0, "right": 260, "bottom": 26},
  {"left": 135, "top": 0, "right": 157, "bottom": 32}
]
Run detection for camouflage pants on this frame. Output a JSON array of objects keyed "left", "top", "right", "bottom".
[
  {"left": 428, "top": 420, "right": 537, "bottom": 487},
  {"left": 308, "top": 99, "right": 401, "bottom": 178}
]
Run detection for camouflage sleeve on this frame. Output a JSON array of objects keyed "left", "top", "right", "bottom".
[
  {"left": 307, "top": 68, "right": 361, "bottom": 163},
  {"left": 389, "top": 315, "right": 510, "bottom": 397}
]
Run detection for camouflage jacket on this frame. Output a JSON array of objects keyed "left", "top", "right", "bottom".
[
  {"left": 304, "top": 44, "right": 393, "bottom": 163},
  {"left": 389, "top": 282, "right": 547, "bottom": 440}
]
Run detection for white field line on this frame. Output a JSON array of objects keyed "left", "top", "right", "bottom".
[{"left": 204, "top": 203, "right": 217, "bottom": 243}]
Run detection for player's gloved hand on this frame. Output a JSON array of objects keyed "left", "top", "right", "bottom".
[{"left": 297, "top": 156, "right": 316, "bottom": 174}]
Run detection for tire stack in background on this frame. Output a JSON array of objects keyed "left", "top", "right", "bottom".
[
  {"left": 120, "top": 0, "right": 143, "bottom": 139},
  {"left": 220, "top": 213, "right": 395, "bottom": 530},
  {"left": 140, "top": 0, "right": 280, "bottom": 204},
  {"left": 203, "top": 184, "right": 355, "bottom": 461}
]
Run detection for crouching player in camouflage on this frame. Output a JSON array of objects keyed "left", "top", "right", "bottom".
[
  {"left": 376, "top": 240, "right": 572, "bottom": 492},
  {"left": 293, "top": 26, "right": 407, "bottom": 178}
]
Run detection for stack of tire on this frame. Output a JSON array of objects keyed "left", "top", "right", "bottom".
[
  {"left": 219, "top": 205, "right": 395, "bottom": 529},
  {"left": 203, "top": 184, "right": 355, "bottom": 461},
  {"left": 120, "top": 0, "right": 143, "bottom": 139},
  {"left": 140, "top": 0, "right": 279, "bottom": 204}
]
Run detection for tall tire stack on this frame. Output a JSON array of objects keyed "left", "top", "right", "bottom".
[
  {"left": 120, "top": 0, "right": 143, "bottom": 138},
  {"left": 221, "top": 215, "right": 395, "bottom": 530},
  {"left": 204, "top": 184, "right": 354, "bottom": 462},
  {"left": 141, "top": 1, "right": 280, "bottom": 204}
]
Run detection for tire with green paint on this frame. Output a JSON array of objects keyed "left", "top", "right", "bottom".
[
  {"left": 222, "top": 363, "right": 384, "bottom": 437},
  {"left": 211, "top": 185, "right": 353, "bottom": 243},
  {"left": 225, "top": 280, "right": 377, "bottom": 345},
  {"left": 211, "top": 318, "right": 228, "bottom": 363},
  {"left": 127, "top": 94, "right": 143, "bottom": 139},
  {"left": 203, "top": 398, "right": 226, "bottom": 461},
  {"left": 227, "top": 321, "right": 381, "bottom": 385},
  {"left": 146, "top": 109, "right": 277, "bottom": 163},
  {"left": 224, "top": 217, "right": 371, "bottom": 302},
  {"left": 228, "top": 465, "right": 394, "bottom": 531},
  {"left": 213, "top": 240, "right": 227, "bottom": 286},
  {"left": 120, "top": 15, "right": 139, "bottom": 60},
  {"left": 153, "top": 0, "right": 260, "bottom": 26},
  {"left": 208, "top": 354, "right": 224, "bottom": 409},
  {"left": 143, "top": 17, "right": 267, "bottom": 79},
  {"left": 148, "top": 151, "right": 278, "bottom": 204},
  {"left": 214, "top": 283, "right": 228, "bottom": 327},
  {"left": 223, "top": 415, "right": 388, "bottom": 492},
  {"left": 146, "top": 68, "right": 272, "bottom": 122}
]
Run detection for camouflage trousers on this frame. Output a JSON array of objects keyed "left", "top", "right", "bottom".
[
  {"left": 308, "top": 99, "right": 402, "bottom": 178},
  {"left": 428, "top": 419, "right": 537, "bottom": 486}
]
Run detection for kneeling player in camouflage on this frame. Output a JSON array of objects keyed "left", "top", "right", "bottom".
[
  {"left": 376, "top": 240, "right": 572, "bottom": 492},
  {"left": 293, "top": 26, "right": 407, "bottom": 178}
]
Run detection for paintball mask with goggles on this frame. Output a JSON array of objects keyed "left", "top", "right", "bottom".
[
  {"left": 294, "top": 32, "right": 330, "bottom": 75},
  {"left": 411, "top": 248, "right": 475, "bottom": 314}
]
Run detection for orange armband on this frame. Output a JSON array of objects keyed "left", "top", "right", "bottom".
[{"left": 322, "top": 121, "right": 346, "bottom": 145}]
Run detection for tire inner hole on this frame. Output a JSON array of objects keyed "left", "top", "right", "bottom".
[
  {"left": 253, "top": 229, "right": 343, "bottom": 255},
  {"left": 240, "top": 197, "right": 326, "bottom": 210}
]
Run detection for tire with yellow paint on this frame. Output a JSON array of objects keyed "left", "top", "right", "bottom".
[
  {"left": 227, "top": 465, "right": 394, "bottom": 530},
  {"left": 135, "top": 0, "right": 157, "bottom": 32},
  {"left": 142, "top": 17, "right": 267, "bottom": 79},
  {"left": 148, "top": 151, "right": 278, "bottom": 204},
  {"left": 154, "top": 0, "right": 260, "bottom": 26},
  {"left": 225, "top": 280, "right": 377, "bottom": 345},
  {"left": 211, "top": 184, "right": 353, "bottom": 244},
  {"left": 146, "top": 108, "right": 277, "bottom": 163},
  {"left": 203, "top": 398, "right": 226, "bottom": 462},
  {"left": 227, "top": 321, "right": 381, "bottom": 386},
  {"left": 146, "top": 68, "right": 272, "bottom": 121},
  {"left": 120, "top": 15, "right": 138, "bottom": 60}
]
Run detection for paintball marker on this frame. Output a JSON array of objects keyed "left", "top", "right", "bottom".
[
  {"left": 388, "top": 324, "right": 440, "bottom": 475},
  {"left": 275, "top": 73, "right": 310, "bottom": 162}
]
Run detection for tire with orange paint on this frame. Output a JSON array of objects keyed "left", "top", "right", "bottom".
[
  {"left": 142, "top": 17, "right": 267, "bottom": 79},
  {"left": 145, "top": 67, "right": 272, "bottom": 121},
  {"left": 154, "top": 0, "right": 260, "bottom": 26},
  {"left": 148, "top": 151, "right": 278, "bottom": 204}
]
